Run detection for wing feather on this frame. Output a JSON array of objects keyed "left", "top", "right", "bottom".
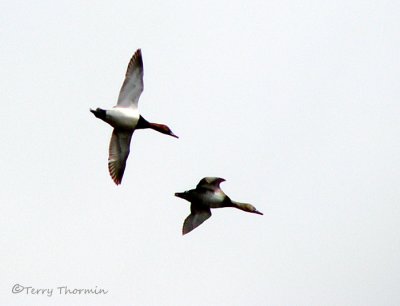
[
  {"left": 182, "top": 205, "right": 212, "bottom": 235},
  {"left": 116, "top": 49, "right": 144, "bottom": 108},
  {"left": 108, "top": 129, "right": 133, "bottom": 185}
]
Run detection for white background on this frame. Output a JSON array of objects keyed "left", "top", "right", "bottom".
[{"left": 1, "top": 0, "right": 399, "bottom": 305}]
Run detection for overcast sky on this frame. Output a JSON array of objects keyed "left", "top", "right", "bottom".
[{"left": 1, "top": 0, "right": 399, "bottom": 305}]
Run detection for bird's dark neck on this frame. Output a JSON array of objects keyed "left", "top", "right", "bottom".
[
  {"left": 136, "top": 115, "right": 151, "bottom": 129},
  {"left": 136, "top": 115, "right": 172, "bottom": 136},
  {"left": 222, "top": 195, "right": 234, "bottom": 207}
]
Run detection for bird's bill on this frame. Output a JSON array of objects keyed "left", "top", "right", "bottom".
[
  {"left": 254, "top": 209, "right": 263, "bottom": 215},
  {"left": 169, "top": 132, "right": 179, "bottom": 139}
]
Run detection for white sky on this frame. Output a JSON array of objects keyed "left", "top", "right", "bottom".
[{"left": 1, "top": 0, "right": 399, "bottom": 305}]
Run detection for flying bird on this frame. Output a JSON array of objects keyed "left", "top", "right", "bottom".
[
  {"left": 90, "top": 49, "right": 178, "bottom": 185},
  {"left": 175, "top": 177, "right": 263, "bottom": 235}
]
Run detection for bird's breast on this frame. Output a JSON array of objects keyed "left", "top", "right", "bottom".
[{"left": 202, "top": 191, "right": 225, "bottom": 208}]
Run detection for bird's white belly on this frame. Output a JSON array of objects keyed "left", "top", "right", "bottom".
[{"left": 106, "top": 107, "right": 139, "bottom": 130}]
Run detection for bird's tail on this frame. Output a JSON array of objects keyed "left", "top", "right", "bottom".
[
  {"left": 175, "top": 191, "right": 191, "bottom": 201},
  {"left": 90, "top": 108, "right": 107, "bottom": 120}
]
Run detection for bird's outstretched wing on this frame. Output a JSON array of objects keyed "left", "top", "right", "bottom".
[
  {"left": 182, "top": 205, "right": 212, "bottom": 235},
  {"left": 116, "top": 49, "right": 144, "bottom": 108},
  {"left": 196, "top": 177, "right": 226, "bottom": 190},
  {"left": 108, "top": 129, "right": 133, "bottom": 185}
]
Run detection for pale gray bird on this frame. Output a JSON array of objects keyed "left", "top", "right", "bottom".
[
  {"left": 175, "top": 177, "right": 263, "bottom": 235},
  {"left": 90, "top": 49, "right": 178, "bottom": 185}
]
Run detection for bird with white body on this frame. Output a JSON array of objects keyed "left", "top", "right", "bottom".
[{"left": 91, "top": 49, "right": 178, "bottom": 185}]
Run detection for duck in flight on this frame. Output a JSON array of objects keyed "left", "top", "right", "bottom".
[
  {"left": 175, "top": 177, "right": 263, "bottom": 235},
  {"left": 90, "top": 49, "right": 178, "bottom": 185}
]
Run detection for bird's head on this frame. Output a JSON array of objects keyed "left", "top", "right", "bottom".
[
  {"left": 240, "top": 203, "right": 263, "bottom": 215},
  {"left": 150, "top": 123, "right": 179, "bottom": 138}
]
